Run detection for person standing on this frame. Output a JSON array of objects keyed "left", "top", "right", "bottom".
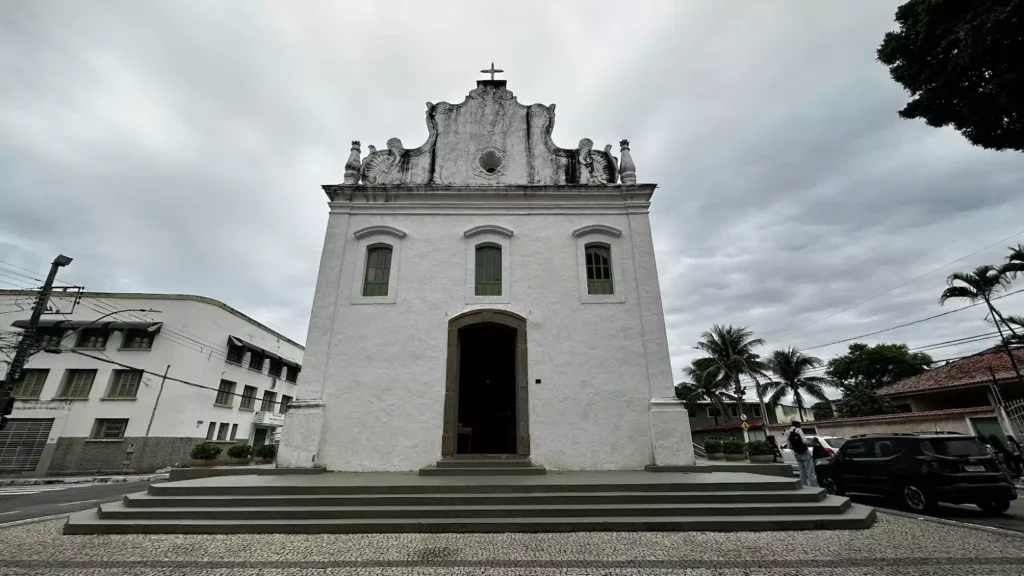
[{"left": 787, "top": 420, "right": 818, "bottom": 487}]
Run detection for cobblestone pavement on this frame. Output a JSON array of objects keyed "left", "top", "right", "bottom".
[{"left": 1, "top": 513, "right": 1022, "bottom": 575}]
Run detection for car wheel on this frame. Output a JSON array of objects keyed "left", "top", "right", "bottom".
[
  {"left": 978, "top": 500, "right": 1011, "bottom": 515},
  {"left": 821, "top": 477, "right": 843, "bottom": 496},
  {"left": 902, "top": 485, "right": 935, "bottom": 514}
]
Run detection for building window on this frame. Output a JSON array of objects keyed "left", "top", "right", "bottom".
[
  {"left": 206, "top": 422, "right": 216, "bottom": 440},
  {"left": 268, "top": 359, "right": 283, "bottom": 379},
  {"left": 226, "top": 341, "right": 245, "bottom": 364},
  {"left": 57, "top": 369, "right": 97, "bottom": 399},
  {"left": 280, "top": 395, "right": 292, "bottom": 414},
  {"left": 214, "top": 379, "right": 236, "bottom": 407},
  {"left": 707, "top": 406, "right": 721, "bottom": 418},
  {"left": 728, "top": 405, "right": 739, "bottom": 417},
  {"left": 230, "top": 423, "right": 239, "bottom": 440},
  {"left": 362, "top": 245, "right": 392, "bottom": 297},
  {"left": 216, "top": 422, "right": 229, "bottom": 441},
  {"left": 239, "top": 385, "right": 257, "bottom": 410},
  {"left": 248, "top": 350, "right": 265, "bottom": 373},
  {"left": 474, "top": 244, "right": 502, "bottom": 296},
  {"left": 90, "top": 418, "right": 128, "bottom": 440},
  {"left": 285, "top": 365, "right": 299, "bottom": 383},
  {"left": 37, "top": 329, "right": 65, "bottom": 350},
  {"left": 121, "top": 329, "right": 155, "bottom": 350},
  {"left": 75, "top": 328, "right": 109, "bottom": 350},
  {"left": 751, "top": 404, "right": 762, "bottom": 417},
  {"left": 13, "top": 369, "right": 48, "bottom": 399},
  {"left": 106, "top": 370, "right": 142, "bottom": 399},
  {"left": 585, "top": 243, "right": 614, "bottom": 295},
  {"left": 261, "top": 391, "right": 277, "bottom": 412}
]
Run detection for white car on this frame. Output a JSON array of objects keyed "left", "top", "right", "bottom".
[{"left": 780, "top": 436, "right": 847, "bottom": 471}]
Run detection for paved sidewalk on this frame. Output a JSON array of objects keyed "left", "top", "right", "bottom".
[
  {"left": 0, "top": 473, "right": 167, "bottom": 487},
  {"left": 0, "top": 512, "right": 1021, "bottom": 575}
]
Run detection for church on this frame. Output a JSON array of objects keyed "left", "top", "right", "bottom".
[{"left": 277, "top": 68, "right": 694, "bottom": 472}]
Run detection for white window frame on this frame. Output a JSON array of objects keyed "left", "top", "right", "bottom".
[
  {"left": 464, "top": 225, "right": 513, "bottom": 305},
  {"left": 573, "top": 224, "right": 626, "bottom": 304},
  {"left": 350, "top": 225, "right": 406, "bottom": 305}
]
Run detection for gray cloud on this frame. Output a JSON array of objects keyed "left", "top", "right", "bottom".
[{"left": 2, "top": 0, "right": 1023, "bottom": 390}]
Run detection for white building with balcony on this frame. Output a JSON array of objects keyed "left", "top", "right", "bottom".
[{"left": 0, "top": 290, "right": 303, "bottom": 476}]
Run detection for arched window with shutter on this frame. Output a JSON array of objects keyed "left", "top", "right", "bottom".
[
  {"left": 475, "top": 244, "right": 502, "bottom": 296},
  {"left": 362, "top": 245, "right": 393, "bottom": 296},
  {"left": 585, "top": 243, "right": 613, "bottom": 295}
]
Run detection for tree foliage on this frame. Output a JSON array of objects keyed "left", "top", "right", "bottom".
[
  {"left": 877, "top": 0, "right": 1024, "bottom": 152},
  {"left": 836, "top": 384, "right": 897, "bottom": 419},
  {"left": 825, "top": 343, "right": 933, "bottom": 391},
  {"left": 694, "top": 324, "right": 767, "bottom": 401},
  {"left": 812, "top": 401, "right": 835, "bottom": 421},
  {"left": 763, "top": 348, "right": 831, "bottom": 420},
  {"left": 675, "top": 358, "right": 736, "bottom": 423}
]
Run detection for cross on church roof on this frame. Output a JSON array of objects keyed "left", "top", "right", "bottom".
[{"left": 480, "top": 62, "right": 504, "bottom": 81}]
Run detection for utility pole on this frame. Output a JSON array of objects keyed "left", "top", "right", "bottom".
[{"left": 0, "top": 254, "right": 73, "bottom": 430}]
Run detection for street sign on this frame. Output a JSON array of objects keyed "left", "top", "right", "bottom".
[
  {"left": 741, "top": 421, "right": 750, "bottom": 431},
  {"left": 740, "top": 414, "right": 747, "bottom": 421}
]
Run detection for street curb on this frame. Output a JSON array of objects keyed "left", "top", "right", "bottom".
[
  {"left": 0, "top": 513, "right": 69, "bottom": 530},
  {"left": 878, "top": 509, "right": 1024, "bottom": 540},
  {"left": 0, "top": 474, "right": 167, "bottom": 487}
]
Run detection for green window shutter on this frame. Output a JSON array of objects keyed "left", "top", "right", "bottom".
[
  {"left": 362, "top": 246, "right": 393, "bottom": 297},
  {"left": 475, "top": 245, "right": 502, "bottom": 296},
  {"left": 585, "top": 244, "right": 614, "bottom": 295}
]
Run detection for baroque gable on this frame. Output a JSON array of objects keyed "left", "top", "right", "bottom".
[{"left": 341, "top": 79, "right": 637, "bottom": 187}]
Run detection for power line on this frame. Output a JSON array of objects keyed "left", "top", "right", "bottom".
[
  {"left": 0, "top": 260, "right": 50, "bottom": 282},
  {"left": 798, "top": 287, "right": 1024, "bottom": 352},
  {"left": 770, "top": 227, "right": 1024, "bottom": 343},
  {"left": 60, "top": 347, "right": 291, "bottom": 410}
]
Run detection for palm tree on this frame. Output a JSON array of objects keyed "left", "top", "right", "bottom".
[
  {"left": 675, "top": 358, "right": 735, "bottom": 425},
  {"left": 763, "top": 347, "right": 831, "bottom": 421},
  {"left": 940, "top": 265, "right": 1023, "bottom": 381},
  {"left": 1002, "top": 315, "right": 1024, "bottom": 346},
  {"left": 694, "top": 324, "right": 768, "bottom": 405},
  {"left": 1002, "top": 243, "right": 1024, "bottom": 280}
]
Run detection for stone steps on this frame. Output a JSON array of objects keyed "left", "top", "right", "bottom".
[
  {"left": 63, "top": 471, "right": 877, "bottom": 534},
  {"left": 419, "top": 465, "right": 547, "bottom": 476},
  {"left": 435, "top": 459, "right": 534, "bottom": 468},
  {"left": 65, "top": 508, "right": 877, "bottom": 534},
  {"left": 122, "top": 488, "right": 828, "bottom": 507},
  {"left": 98, "top": 497, "right": 849, "bottom": 520}
]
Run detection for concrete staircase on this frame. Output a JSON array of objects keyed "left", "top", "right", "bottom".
[
  {"left": 64, "top": 471, "right": 875, "bottom": 534},
  {"left": 419, "top": 457, "right": 547, "bottom": 476}
]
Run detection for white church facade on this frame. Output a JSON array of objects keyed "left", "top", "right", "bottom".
[{"left": 278, "top": 72, "right": 694, "bottom": 472}]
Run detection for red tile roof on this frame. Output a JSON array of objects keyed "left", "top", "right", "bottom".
[
  {"left": 767, "top": 406, "right": 996, "bottom": 428},
  {"left": 876, "top": 346, "right": 1024, "bottom": 396}
]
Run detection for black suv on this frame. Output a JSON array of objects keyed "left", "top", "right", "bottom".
[{"left": 815, "top": 433, "right": 1018, "bottom": 514}]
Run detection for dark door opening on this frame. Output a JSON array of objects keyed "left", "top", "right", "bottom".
[{"left": 456, "top": 322, "right": 517, "bottom": 454}]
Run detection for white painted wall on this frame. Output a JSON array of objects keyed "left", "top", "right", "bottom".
[
  {"left": 297, "top": 185, "right": 677, "bottom": 471},
  {"left": 0, "top": 292, "right": 303, "bottom": 446}
]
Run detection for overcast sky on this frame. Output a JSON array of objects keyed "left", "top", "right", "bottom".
[{"left": 2, "top": 1, "right": 1023, "bottom": 390}]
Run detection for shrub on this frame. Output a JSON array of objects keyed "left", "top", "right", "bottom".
[
  {"left": 722, "top": 438, "right": 746, "bottom": 455},
  {"left": 227, "top": 443, "right": 253, "bottom": 459},
  {"left": 190, "top": 442, "right": 222, "bottom": 460},
  {"left": 255, "top": 444, "right": 277, "bottom": 459},
  {"left": 703, "top": 438, "right": 723, "bottom": 454},
  {"left": 746, "top": 439, "right": 774, "bottom": 456}
]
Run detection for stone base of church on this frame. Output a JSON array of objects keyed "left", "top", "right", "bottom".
[
  {"left": 277, "top": 399, "right": 325, "bottom": 468},
  {"left": 649, "top": 397, "right": 696, "bottom": 467}
]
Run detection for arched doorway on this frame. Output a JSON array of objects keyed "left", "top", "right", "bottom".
[{"left": 442, "top": 309, "right": 529, "bottom": 457}]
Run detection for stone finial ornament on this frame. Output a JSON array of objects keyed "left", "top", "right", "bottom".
[
  {"left": 619, "top": 139, "right": 636, "bottom": 184},
  {"left": 344, "top": 141, "right": 362, "bottom": 184}
]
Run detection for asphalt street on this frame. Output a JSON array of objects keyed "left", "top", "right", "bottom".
[
  {"left": 848, "top": 493, "right": 1024, "bottom": 533},
  {"left": 0, "top": 480, "right": 153, "bottom": 524}
]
